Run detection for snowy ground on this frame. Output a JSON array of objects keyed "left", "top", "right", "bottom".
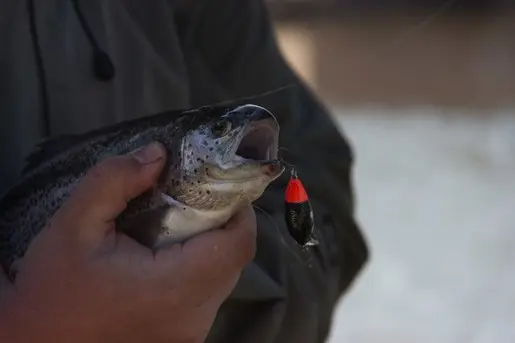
[{"left": 325, "top": 106, "right": 515, "bottom": 343}]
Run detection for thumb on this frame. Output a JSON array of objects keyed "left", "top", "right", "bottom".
[{"left": 51, "top": 142, "right": 166, "bottom": 248}]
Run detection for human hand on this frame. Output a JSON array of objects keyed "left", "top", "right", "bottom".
[{"left": 0, "top": 143, "right": 257, "bottom": 343}]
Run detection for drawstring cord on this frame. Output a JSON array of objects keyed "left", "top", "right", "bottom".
[
  {"left": 70, "top": 0, "right": 115, "bottom": 81},
  {"left": 28, "top": 0, "right": 51, "bottom": 137},
  {"left": 28, "top": 0, "right": 116, "bottom": 137}
]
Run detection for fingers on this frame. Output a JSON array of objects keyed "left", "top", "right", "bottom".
[{"left": 52, "top": 143, "right": 166, "bottom": 248}]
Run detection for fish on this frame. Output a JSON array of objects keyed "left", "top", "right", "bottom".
[{"left": 0, "top": 103, "right": 285, "bottom": 277}]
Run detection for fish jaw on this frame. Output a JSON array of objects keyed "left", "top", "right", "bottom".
[{"left": 153, "top": 160, "right": 284, "bottom": 247}]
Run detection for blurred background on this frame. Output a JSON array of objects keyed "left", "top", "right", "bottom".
[{"left": 265, "top": 1, "right": 515, "bottom": 342}]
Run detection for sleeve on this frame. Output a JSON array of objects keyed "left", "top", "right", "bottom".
[{"left": 180, "top": 0, "right": 368, "bottom": 311}]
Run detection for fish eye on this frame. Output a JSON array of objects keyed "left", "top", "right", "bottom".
[{"left": 212, "top": 120, "right": 232, "bottom": 137}]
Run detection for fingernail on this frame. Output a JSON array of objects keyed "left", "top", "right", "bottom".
[{"left": 131, "top": 143, "right": 164, "bottom": 164}]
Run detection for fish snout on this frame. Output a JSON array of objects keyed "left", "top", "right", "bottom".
[{"left": 230, "top": 104, "right": 276, "bottom": 122}]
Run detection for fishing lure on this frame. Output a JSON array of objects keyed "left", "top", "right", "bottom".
[{"left": 284, "top": 167, "right": 319, "bottom": 247}]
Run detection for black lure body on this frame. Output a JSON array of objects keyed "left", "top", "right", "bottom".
[{"left": 284, "top": 168, "right": 318, "bottom": 247}]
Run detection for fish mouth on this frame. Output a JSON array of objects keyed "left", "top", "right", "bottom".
[
  {"left": 234, "top": 118, "right": 279, "bottom": 162},
  {"left": 209, "top": 116, "right": 284, "bottom": 182}
]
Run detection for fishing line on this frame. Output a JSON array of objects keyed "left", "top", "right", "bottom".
[
  {"left": 278, "top": 157, "right": 295, "bottom": 170},
  {"left": 346, "top": 0, "right": 458, "bottom": 71},
  {"left": 206, "top": 83, "right": 301, "bottom": 109},
  {"left": 386, "top": 0, "right": 457, "bottom": 50}
]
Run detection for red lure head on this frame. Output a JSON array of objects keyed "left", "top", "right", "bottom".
[{"left": 285, "top": 168, "right": 308, "bottom": 204}]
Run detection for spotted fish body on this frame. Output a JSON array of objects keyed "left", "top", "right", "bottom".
[{"left": 0, "top": 104, "right": 284, "bottom": 274}]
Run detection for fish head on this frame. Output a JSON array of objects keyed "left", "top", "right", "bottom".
[{"left": 167, "top": 104, "right": 285, "bottom": 211}]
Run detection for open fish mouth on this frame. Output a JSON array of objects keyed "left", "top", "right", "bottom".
[
  {"left": 209, "top": 115, "right": 283, "bottom": 182},
  {"left": 233, "top": 117, "right": 279, "bottom": 162}
]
